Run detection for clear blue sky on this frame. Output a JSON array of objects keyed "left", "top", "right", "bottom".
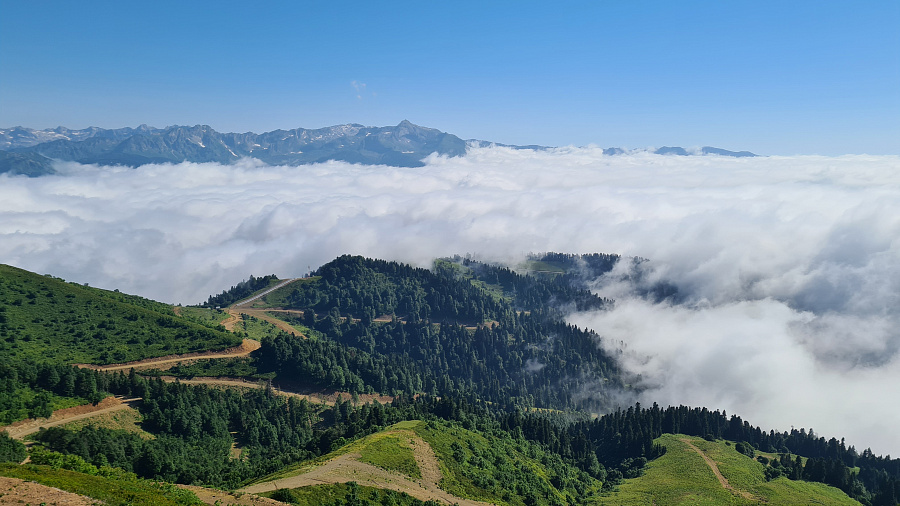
[{"left": 1, "top": 0, "right": 898, "bottom": 155}]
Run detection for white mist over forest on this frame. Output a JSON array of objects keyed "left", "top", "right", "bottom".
[{"left": 1, "top": 146, "right": 898, "bottom": 455}]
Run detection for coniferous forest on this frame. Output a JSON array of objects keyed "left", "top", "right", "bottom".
[{"left": 0, "top": 254, "right": 897, "bottom": 505}]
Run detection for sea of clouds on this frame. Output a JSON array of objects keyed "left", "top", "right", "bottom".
[{"left": 1, "top": 146, "right": 898, "bottom": 455}]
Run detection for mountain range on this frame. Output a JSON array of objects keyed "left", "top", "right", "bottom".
[{"left": 0, "top": 121, "right": 757, "bottom": 176}]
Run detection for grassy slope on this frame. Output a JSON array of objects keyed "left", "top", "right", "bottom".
[
  {"left": 413, "top": 419, "right": 600, "bottom": 506},
  {"left": 250, "top": 420, "right": 422, "bottom": 484},
  {"left": 251, "top": 419, "right": 600, "bottom": 506},
  {"left": 43, "top": 406, "right": 154, "bottom": 440},
  {"left": 0, "top": 463, "right": 200, "bottom": 506},
  {"left": 596, "top": 434, "right": 860, "bottom": 506},
  {"left": 175, "top": 306, "right": 227, "bottom": 326},
  {"left": 265, "top": 482, "right": 425, "bottom": 506},
  {"left": 0, "top": 264, "right": 241, "bottom": 365},
  {"left": 254, "top": 276, "right": 318, "bottom": 308}
]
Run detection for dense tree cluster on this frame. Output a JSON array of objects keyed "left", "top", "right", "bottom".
[
  {"left": 449, "top": 254, "right": 615, "bottom": 314},
  {"left": 0, "top": 360, "right": 107, "bottom": 423},
  {"left": 255, "top": 255, "right": 620, "bottom": 411},
  {"left": 0, "top": 431, "right": 25, "bottom": 463},
  {"left": 203, "top": 274, "right": 278, "bottom": 308}
]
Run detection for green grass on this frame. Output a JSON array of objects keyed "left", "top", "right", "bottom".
[
  {"left": 0, "top": 463, "right": 201, "bottom": 506},
  {"left": 258, "top": 277, "right": 319, "bottom": 307},
  {"left": 413, "top": 419, "right": 600, "bottom": 506},
  {"left": 261, "top": 482, "right": 425, "bottom": 505},
  {"left": 594, "top": 434, "right": 861, "bottom": 506},
  {"left": 357, "top": 432, "right": 421, "bottom": 479},
  {"left": 519, "top": 260, "right": 566, "bottom": 274},
  {"left": 0, "top": 386, "right": 89, "bottom": 425},
  {"left": 261, "top": 312, "right": 326, "bottom": 339},
  {"left": 434, "top": 258, "right": 510, "bottom": 304},
  {"left": 45, "top": 406, "right": 154, "bottom": 440},
  {"left": 249, "top": 421, "right": 422, "bottom": 485},
  {"left": 0, "top": 264, "right": 242, "bottom": 365},
  {"left": 148, "top": 356, "right": 258, "bottom": 378},
  {"left": 238, "top": 313, "right": 292, "bottom": 340},
  {"left": 176, "top": 306, "right": 227, "bottom": 326}
]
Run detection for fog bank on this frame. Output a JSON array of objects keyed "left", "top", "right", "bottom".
[{"left": 1, "top": 147, "right": 898, "bottom": 454}]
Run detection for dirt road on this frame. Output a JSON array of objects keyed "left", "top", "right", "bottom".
[
  {"left": 233, "top": 278, "right": 300, "bottom": 307},
  {"left": 76, "top": 339, "right": 261, "bottom": 372},
  {"left": 241, "top": 431, "right": 491, "bottom": 506},
  {"left": 156, "top": 376, "right": 392, "bottom": 407},
  {"left": 679, "top": 437, "right": 757, "bottom": 501},
  {"left": 231, "top": 308, "right": 304, "bottom": 336},
  {"left": 1, "top": 396, "right": 141, "bottom": 440}
]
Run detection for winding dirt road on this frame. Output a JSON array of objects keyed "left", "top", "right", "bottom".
[{"left": 76, "top": 339, "right": 261, "bottom": 372}]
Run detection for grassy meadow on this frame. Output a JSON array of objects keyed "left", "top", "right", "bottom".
[{"left": 595, "top": 434, "right": 861, "bottom": 505}]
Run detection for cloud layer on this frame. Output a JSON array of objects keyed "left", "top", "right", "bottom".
[{"left": 1, "top": 147, "right": 898, "bottom": 455}]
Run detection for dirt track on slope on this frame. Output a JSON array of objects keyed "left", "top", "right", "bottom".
[
  {"left": 229, "top": 308, "right": 304, "bottom": 336},
  {"left": 220, "top": 310, "right": 242, "bottom": 331},
  {"left": 679, "top": 438, "right": 758, "bottom": 501},
  {"left": 157, "top": 376, "right": 393, "bottom": 407},
  {"left": 1, "top": 396, "right": 141, "bottom": 440},
  {"left": 75, "top": 339, "right": 261, "bottom": 372},
  {"left": 177, "top": 484, "right": 289, "bottom": 506},
  {"left": 240, "top": 431, "right": 491, "bottom": 506}
]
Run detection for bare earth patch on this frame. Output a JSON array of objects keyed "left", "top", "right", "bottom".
[{"left": 0, "top": 476, "right": 99, "bottom": 505}]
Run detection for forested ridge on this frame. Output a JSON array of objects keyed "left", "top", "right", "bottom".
[
  {"left": 0, "top": 255, "right": 898, "bottom": 505},
  {"left": 251, "top": 254, "right": 621, "bottom": 411}
]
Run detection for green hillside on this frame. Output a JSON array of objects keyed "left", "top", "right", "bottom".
[
  {"left": 249, "top": 418, "right": 603, "bottom": 506},
  {"left": 0, "top": 458, "right": 201, "bottom": 506},
  {"left": 1, "top": 257, "right": 898, "bottom": 505},
  {"left": 0, "top": 264, "right": 241, "bottom": 365},
  {"left": 597, "top": 434, "right": 860, "bottom": 505}
]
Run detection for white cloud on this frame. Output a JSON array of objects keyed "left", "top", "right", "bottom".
[{"left": 1, "top": 147, "right": 899, "bottom": 454}]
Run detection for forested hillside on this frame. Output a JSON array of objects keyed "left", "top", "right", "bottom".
[
  {"left": 0, "top": 256, "right": 898, "bottom": 505},
  {"left": 247, "top": 254, "right": 622, "bottom": 411}
]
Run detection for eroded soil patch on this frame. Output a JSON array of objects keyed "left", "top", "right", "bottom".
[{"left": 0, "top": 476, "right": 99, "bottom": 505}]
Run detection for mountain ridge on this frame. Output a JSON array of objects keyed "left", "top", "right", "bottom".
[{"left": 0, "top": 122, "right": 757, "bottom": 176}]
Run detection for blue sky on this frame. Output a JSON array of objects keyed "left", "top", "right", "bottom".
[{"left": 1, "top": 0, "right": 898, "bottom": 154}]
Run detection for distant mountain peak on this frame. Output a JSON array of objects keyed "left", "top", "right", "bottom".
[
  {"left": 0, "top": 122, "right": 470, "bottom": 176},
  {"left": 0, "top": 122, "right": 759, "bottom": 177}
]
